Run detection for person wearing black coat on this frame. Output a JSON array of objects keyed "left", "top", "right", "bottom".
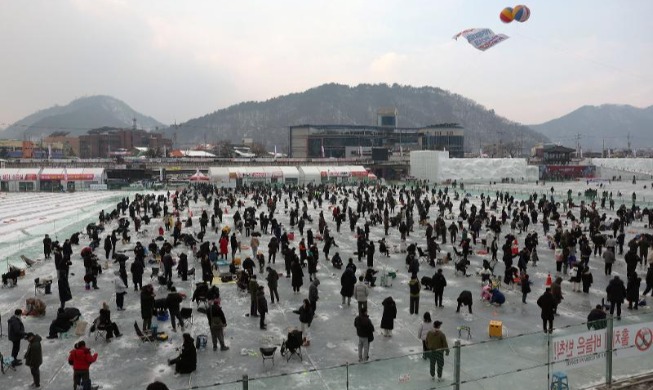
[
  {"left": 581, "top": 267, "right": 594, "bottom": 294},
  {"left": 456, "top": 290, "right": 473, "bottom": 314},
  {"left": 627, "top": 273, "right": 642, "bottom": 310},
  {"left": 606, "top": 276, "right": 627, "bottom": 319},
  {"left": 537, "top": 288, "right": 556, "bottom": 334},
  {"left": 380, "top": 296, "right": 397, "bottom": 337},
  {"left": 58, "top": 277, "right": 72, "bottom": 309},
  {"left": 141, "top": 285, "right": 156, "bottom": 331},
  {"left": 166, "top": 288, "right": 184, "bottom": 332},
  {"left": 290, "top": 259, "right": 304, "bottom": 293},
  {"left": 47, "top": 307, "right": 80, "bottom": 339},
  {"left": 366, "top": 241, "right": 375, "bottom": 268},
  {"left": 131, "top": 260, "right": 144, "bottom": 291},
  {"left": 177, "top": 253, "right": 189, "bottom": 281},
  {"left": 431, "top": 269, "right": 447, "bottom": 308},
  {"left": 168, "top": 333, "right": 197, "bottom": 374},
  {"left": 8, "top": 309, "right": 25, "bottom": 364},
  {"left": 257, "top": 286, "right": 268, "bottom": 330},
  {"left": 340, "top": 268, "right": 356, "bottom": 305},
  {"left": 587, "top": 305, "right": 607, "bottom": 330}
]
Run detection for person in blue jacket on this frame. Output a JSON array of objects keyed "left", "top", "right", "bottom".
[{"left": 490, "top": 288, "right": 505, "bottom": 306}]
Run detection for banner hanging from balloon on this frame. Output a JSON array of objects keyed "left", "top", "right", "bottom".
[{"left": 452, "top": 28, "right": 509, "bottom": 51}]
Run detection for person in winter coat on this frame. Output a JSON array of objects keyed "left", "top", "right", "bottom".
[
  {"left": 8, "top": 309, "right": 25, "bottom": 364},
  {"left": 380, "top": 296, "right": 397, "bottom": 337},
  {"left": 537, "top": 288, "right": 556, "bottom": 333},
  {"left": 571, "top": 264, "right": 583, "bottom": 292},
  {"left": 431, "top": 269, "right": 447, "bottom": 308},
  {"left": 521, "top": 274, "right": 532, "bottom": 303},
  {"left": 257, "top": 285, "right": 268, "bottom": 330},
  {"left": 166, "top": 287, "right": 184, "bottom": 332},
  {"left": 354, "top": 276, "right": 369, "bottom": 313},
  {"left": 266, "top": 267, "right": 280, "bottom": 303},
  {"left": 426, "top": 321, "right": 449, "bottom": 381},
  {"left": 456, "top": 290, "right": 473, "bottom": 313},
  {"left": 141, "top": 285, "right": 155, "bottom": 331},
  {"left": 341, "top": 268, "right": 356, "bottom": 306},
  {"left": 409, "top": 274, "right": 421, "bottom": 315},
  {"left": 587, "top": 305, "right": 607, "bottom": 330},
  {"left": 177, "top": 253, "right": 189, "bottom": 281},
  {"left": 24, "top": 333, "right": 42, "bottom": 388},
  {"left": 581, "top": 266, "right": 594, "bottom": 294},
  {"left": 309, "top": 279, "right": 320, "bottom": 313},
  {"left": 643, "top": 263, "right": 653, "bottom": 297},
  {"left": 627, "top": 272, "right": 642, "bottom": 310},
  {"left": 219, "top": 236, "right": 229, "bottom": 260},
  {"left": 68, "top": 340, "right": 98, "bottom": 390},
  {"left": 606, "top": 275, "right": 627, "bottom": 319},
  {"left": 603, "top": 246, "right": 616, "bottom": 276},
  {"left": 490, "top": 288, "right": 505, "bottom": 306},
  {"left": 296, "top": 299, "right": 315, "bottom": 344},
  {"left": 418, "top": 312, "right": 432, "bottom": 359},
  {"left": 58, "top": 277, "right": 72, "bottom": 310},
  {"left": 206, "top": 299, "right": 229, "bottom": 351},
  {"left": 130, "top": 259, "right": 144, "bottom": 291},
  {"left": 168, "top": 333, "right": 197, "bottom": 374},
  {"left": 114, "top": 275, "right": 127, "bottom": 310},
  {"left": 290, "top": 259, "right": 304, "bottom": 293},
  {"left": 551, "top": 277, "right": 564, "bottom": 315},
  {"left": 267, "top": 237, "right": 279, "bottom": 264},
  {"left": 354, "top": 308, "right": 374, "bottom": 362}
]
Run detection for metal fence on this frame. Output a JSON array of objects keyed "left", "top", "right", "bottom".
[{"left": 172, "top": 314, "right": 653, "bottom": 390}]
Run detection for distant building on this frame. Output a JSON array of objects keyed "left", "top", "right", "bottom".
[
  {"left": 43, "top": 132, "right": 80, "bottom": 157},
  {"left": 0, "top": 139, "right": 64, "bottom": 159},
  {"left": 79, "top": 127, "right": 172, "bottom": 158},
  {"left": 289, "top": 123, "right": 464, "bottom": 159}
]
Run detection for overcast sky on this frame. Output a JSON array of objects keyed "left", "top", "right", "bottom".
[{"left": 1, "top": 0, "right": 651, "bottom": 127}]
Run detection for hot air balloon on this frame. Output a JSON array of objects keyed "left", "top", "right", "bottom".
[
  {"left": 500, "top": 7, "right": 514, "bottom": 23},
  {"left": 512, "top": 5, "right": 530, "bottom": 22}
]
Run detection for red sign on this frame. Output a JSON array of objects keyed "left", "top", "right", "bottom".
[{"left": 635, "top": 328, "right": 653, "bottom": 352}]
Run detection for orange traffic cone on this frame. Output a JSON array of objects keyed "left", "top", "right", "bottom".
[{"left": 545, "top": 273, "right": 552, "bottom": 287}]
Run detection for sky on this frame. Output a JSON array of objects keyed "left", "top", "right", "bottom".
[{"left": 1, "top": 0, "right": 652, "bottom": 128}]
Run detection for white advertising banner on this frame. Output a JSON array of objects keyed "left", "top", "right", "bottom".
[{"left": 552, "top": 321, "right": 653, "bottom": 369}]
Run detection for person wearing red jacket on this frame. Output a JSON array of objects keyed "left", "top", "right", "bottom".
[{"left": 68, "top": 341, "right": 98, "bottom": 390}]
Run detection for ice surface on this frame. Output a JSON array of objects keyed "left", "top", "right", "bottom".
[{"left": 0, "top": 181, "right": 652, "bottom": 390}]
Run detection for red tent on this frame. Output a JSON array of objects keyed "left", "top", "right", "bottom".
[{"left": 189, "top": 170, "right": 209, "bottom": 182}]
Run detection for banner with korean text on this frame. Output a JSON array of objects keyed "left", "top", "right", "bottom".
[{"left": 552, "top": 322, "right": 653, "bottom": 369}]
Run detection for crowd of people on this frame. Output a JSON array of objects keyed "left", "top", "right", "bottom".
[{"left": 2, "top": 179, "right": 653, "bottom": 387}]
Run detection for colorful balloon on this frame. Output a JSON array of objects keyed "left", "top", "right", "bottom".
[
  {"left": 512, "top": 5, "right": 530, "bottom": 22},
  {"left": 500, "top": 7, "right": 514, "bottom": 23}
]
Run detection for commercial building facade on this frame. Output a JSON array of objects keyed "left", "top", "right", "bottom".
[{"left": 289, "top": 124, "right": 464, "bottom": 159}]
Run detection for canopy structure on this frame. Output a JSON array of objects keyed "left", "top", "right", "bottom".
[{"left": 189, "top": 170, "right": 210, "bottom": 182}]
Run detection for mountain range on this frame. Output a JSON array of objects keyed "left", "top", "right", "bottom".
[
  {"left": 1, "top": 95, "right": 164, "bottom": 139},
  {"left": 531, "top": 104, "right": 653, "bottom": 152},
  {"left": 2, "top": 85, "right": 651, "bottom": 154},
  {"left": 165, "top": 83, "right": 545, "bottom": 154}
]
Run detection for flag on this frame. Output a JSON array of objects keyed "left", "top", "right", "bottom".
[
  {"left": 359, "top": 145, "right": 363, "bottom": 157},
  {"left": 274, "top": 145, "right": 277, "bottom": 157},
  {"left": 321, "top": 145, "right": 325, "bottom": 158},
  {"left": 399, "top": 145, "right": 403, "bottom": 157},
  {"left": 48, "top": 144, "right": 52, "bottom": 160}
]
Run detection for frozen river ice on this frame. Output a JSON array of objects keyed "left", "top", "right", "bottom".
[{"left": 1, "top": 178, "right": 653, "bottom": 390}]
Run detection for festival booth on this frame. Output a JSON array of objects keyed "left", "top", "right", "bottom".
[
  {"left": 208, "top": 167, "right": 233, "bottom": 188},
  {"left": 39, "top": 168, "right": 66, "bottom": 192},
  {"left": 0, "top": 168, "right": 40, "bottom": 192},
  {"left": 64, "top": 168, "right": 106, "bottom": 191},
  {"left": 347, "top": 165, "right": 372, "bottom": 182},
  {"left": 298, "top": 166, "right": 322, "bottom": 184},
  {"left": 189, "top": 170, "right": 210, "bottom": 183},
  {"left": 279, "top": 166, "right": 300, "bottom": 185}
]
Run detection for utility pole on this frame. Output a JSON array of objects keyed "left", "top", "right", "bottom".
[
  {"left": 627, "top": 133, "right": 631, "bottom": 156},
  {"left": 575, "top": 132, "right": 581, "bottom": 159},
  {"left": 602, "top": 138, "right": 605, "bottom": 158},
  {"left": 132, "top": 117, "right": 137, "bottom": 131}
]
